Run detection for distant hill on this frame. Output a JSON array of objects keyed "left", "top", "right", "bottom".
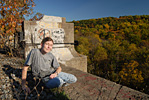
[{"left": 71, "top": 15, "right": 149, "bottom": 94}]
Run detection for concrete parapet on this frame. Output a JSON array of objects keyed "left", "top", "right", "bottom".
[{"left": 61, "top": 64, "right": 149, "bottom": 100}]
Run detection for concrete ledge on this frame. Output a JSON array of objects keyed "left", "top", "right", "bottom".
[{"left": 61, "top": 64, "right": 149, "bottom": 100}]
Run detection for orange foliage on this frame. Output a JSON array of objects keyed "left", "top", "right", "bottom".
[{"left": 0, "top": 0, "right": 35, "bottom": 49}]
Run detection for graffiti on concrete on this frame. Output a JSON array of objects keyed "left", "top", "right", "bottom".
[
  {"left": 38, "top": 28, "right": 50, "bottom": 39},
  {"left": 36, "top": 28, "right": 65, "bottom": 43},
  {"left": 51, "top": 28, "right": 65, "bottom": 43},
  {"left": 31, "top": 19, "right": 65, "bottom": 44}
]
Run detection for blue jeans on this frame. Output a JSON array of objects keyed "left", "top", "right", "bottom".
[{"left": 45, "top": 72, "right": 77, "bottom": 88}]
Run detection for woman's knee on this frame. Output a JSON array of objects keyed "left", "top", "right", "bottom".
[
  {"left": 45, "top": 78, "right": 61, "bottom": 88},
  {"left": 66, "top": 75, "right": 77, "bottom": 83},
  {"left": 72, "top": 75, "right": 77, "bottom": 83},
  {"left": 58, "top": 72, "right": 77, "bottom": 83}
]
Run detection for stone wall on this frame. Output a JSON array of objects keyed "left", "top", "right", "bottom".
[{"left": 22, "top": 15, "right": 87, "bottom": 72}]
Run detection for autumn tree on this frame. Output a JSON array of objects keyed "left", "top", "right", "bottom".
[
  {"left": 0, "top": 0, "right": 36, "bottom": 56},
  {"left": 119, "top": 60, "right": 144, "bottom": 88},
  {"left": 93, "top": 45, "right": 108, "bottom": 75}
]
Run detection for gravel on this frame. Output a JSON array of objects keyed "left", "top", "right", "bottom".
[{"left": 0, "top": 53, "right": 67, "bottom": 100}]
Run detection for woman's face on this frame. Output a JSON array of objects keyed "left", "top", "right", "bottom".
[{"left": 41, "top": 41, "right": 53, "bottom": 54}]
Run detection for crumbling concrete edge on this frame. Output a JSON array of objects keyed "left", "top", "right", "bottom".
[{"left": 61, "top": 65, "right": 149, "bottom": 100}]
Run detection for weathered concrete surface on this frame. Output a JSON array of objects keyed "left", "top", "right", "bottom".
[
  {"left": 61, "top": 64, "right": 149, "bottom": 100},
  {"left": 22, "top": 15, "right": 87, "bottom": 72}
]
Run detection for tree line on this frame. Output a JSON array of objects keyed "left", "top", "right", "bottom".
[{"left": 71, "top": 15, "right": 149, "bottom": 94}]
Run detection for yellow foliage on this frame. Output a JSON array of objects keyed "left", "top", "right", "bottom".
[
  {"left": 8, "top": 52, "right": 12, "bottom": 56},
  {"left": 133, "top": 70, "right": 136, "bottom": 74},
  {"left": 75, "top": 30, "right": 78, "bottom": 33},
  {"left": 0, "top": 45, "right": 3, "bottom": 48},
  {"left": 94, "top": 34, "right": 102, "bottom": 43},
  {"left": 119, "top": 60, "right": 144, "bottom": 84},
  {"left": 104, "top": 24, "right": 110, "bottom": 29},
  {"left": 128, "top": 43, "right": 138, "bottom": 52}
]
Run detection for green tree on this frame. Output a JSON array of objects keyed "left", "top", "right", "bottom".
[
  {"left": 92, "top": 45, "right": 108, "bottom": 75},
  {"left": 75, "top": 37, "right": 90, "bottom": 55}
]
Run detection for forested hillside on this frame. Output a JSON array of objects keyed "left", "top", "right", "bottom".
[{"left": 71, "top": 15, "right": 149, "bottom": 94}]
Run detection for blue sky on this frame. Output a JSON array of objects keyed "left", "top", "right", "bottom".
[{"left": 33, "top": 0, "right": 149, "bottom": 21}]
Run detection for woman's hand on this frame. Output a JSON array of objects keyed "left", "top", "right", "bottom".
[
  {"left": 49, "top": 73, "right": 58, "bottom": 79},
  {"left": 49, "top": 67, "right": 61, "bottom": 79},
  {"left": 22, "top": 85, "right": 31, "bottom": 94}
]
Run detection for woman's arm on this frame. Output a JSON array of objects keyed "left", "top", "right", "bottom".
[
  {"left": 21, "top": 66, "right": 31, "bottom": 93},
  {"left": 55, "top": 66, "right": 62, "bottom": 75}
]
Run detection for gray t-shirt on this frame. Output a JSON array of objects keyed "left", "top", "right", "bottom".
[{"left": 24, "top": 49, "right": 60, "bottom": 82}]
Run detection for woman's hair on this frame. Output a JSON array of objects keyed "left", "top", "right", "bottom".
[{"left": 41, "top": 37, "right": 53, "bottom": 44}]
